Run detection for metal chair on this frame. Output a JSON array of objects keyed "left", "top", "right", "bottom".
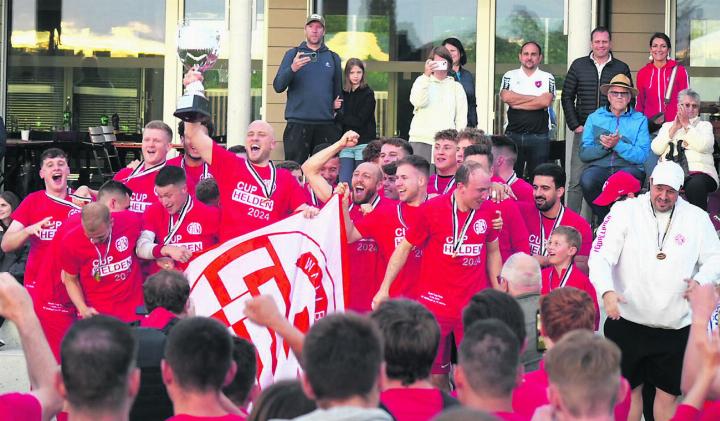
[{"left": 86, "top": 126, "right": 122, "bottom": 184}]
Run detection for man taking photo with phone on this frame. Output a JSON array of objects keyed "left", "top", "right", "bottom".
[{"left": 273, "top": 13, "right": 343, "bottom": 164}]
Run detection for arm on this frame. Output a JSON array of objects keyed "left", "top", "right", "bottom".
[
  {"left": 682, "top": 284, "right": 720, "bottom": 398},
  {"left": 136, "top": 230, "right": 192, "bottom": 264},
  {"left": 244, "top": 295, "right": 305, "bottom": 364},
  {"left": 272, "top": 49, "right": 298, "bottom": 93},
  {"left": 409, "top": 75, "right": 431, "bottom": 109},
  {"left": 613, "top": 118, "right": 650, "bottom": 164},
  {"left": 589, "top": 204, "right": 629, "bottom": 320},
  {"left": 454, "top": 82, "right": 468, "bottom": 129},
  {"left": 336, "top": 183, "right": 363, "bottom": 243},
  {"left": 372, "top": 239, "right": 413, "bottom": 308},
  {"left": 301, "top": 131, "right": 358, "bottom": 203},
  {"left": 560, "top": 65, "right": 581, "bottom": 131},
  {"left": 62, "top": 270, "right": 98, "bottom": 319},
  {"left": 692, "top": 213, "right": 720, "bottom": 286},
  {"left": 0, "top": 274, "right": 63, "bottom": 421},
  {"left": 578, "top": 114, "right": 612, "bottom": 162},
  {"left": 651, "top": 122, "right": 673, "bottom": 156},
  {"left": 2, "top": 219, "right": 49, "bottom": 253},
  {"left": 683, "top": 121, "right": 715, "bottom": 154},
  {"left": 486, "top": 240, "right": 502, "bottom": 289},
  {"left": 511, "top": 92, "right": 555, "bottom": 110}
]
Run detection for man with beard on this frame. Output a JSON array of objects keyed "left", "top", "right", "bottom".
[
  {"left": 167, "top": 120, "right": 215, "bottom": 196},
  {"left": 522, "top": 163, "right": 592, "bottom": 273},
  {"left": 182, "top": 119, "right": 309, "bottom": 242},
  {"left": 428, "top": 129, "right": 459, "bottom": 196},
  {"left": 303, "top": 130, "right": 390, "bottom": 312},
  {"left": 114, "top": 120, "right": 173, "bottom": 213}
]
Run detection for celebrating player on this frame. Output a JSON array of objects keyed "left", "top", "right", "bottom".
[{"left": 167, "top": 120, "right": 215, "bottom": 195}]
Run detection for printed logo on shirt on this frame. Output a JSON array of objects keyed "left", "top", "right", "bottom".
[
  {"left": 528, "top": 234, "right": 542, "bottom": 255},
  {"left": 39, "top": 220, "right": 64, "bottom": 241},
  {"left": 232, "top": 182, "right": 275, "bottom": 211},
  {"left": 187, "top": 222, "right": 202, "bottom": 235},
  {"left": 473, "top": 219, "right": 487, "bottom": 235},
  {"left": 593, "top": 214, "right": 611, "bottom": 253},
  {"left": 675, "top": 233, "right": 686, "bottom": 245},
  {"left": 115, "top": 236, "right": 129, "bottom": 252},
  {"left": 394, "top": 227, "right": 407, "bottom": 247},
  {"left": 94, "top": 256, "right": 132, "bottom": 278},
  {"left": 442, "top": 237, "right": 483, "bottom": 257},
  {"left": 535, "top": 80, "right": 542, "bottom": 88},
  {"left": 175, "top": 241, "right": 204, "bottom": 253},
  {"left": 129, "top": 201, "right": 151, "bottom": 213}
]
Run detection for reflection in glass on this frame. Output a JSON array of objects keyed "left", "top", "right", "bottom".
[{"left": 676, "top": 0, "right": 720, "bottom": 101}]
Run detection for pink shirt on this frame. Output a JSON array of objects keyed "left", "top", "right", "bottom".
[
  {"left": 520, "top": 204, "right": 592, "bottom": 257},
  {"left": 484, "top": 198, "right": 530, "bottom": 262},
  {"left": 428, "top": 174, "right": 457, "bottom": 195},
  {"left": 542, "top": 265, "right": 600, "bottom": 329},
  {"left": 380, "top": 388, "right": 451, "bottom": 421},
  {"left": 0, "top": 392, "right": 41, "bottom": 421},
  {"left": 167, "top": 155, "right": 212, "bottom": 197},
  {"left": 114, "top": 163, "right": 164, "bottom": 213}
]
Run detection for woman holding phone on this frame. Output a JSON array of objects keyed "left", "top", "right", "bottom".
[
  {"left": 335, "top": 58, "right": 377, "bottom": 183},
  {"left": 443, "top": 37, "right": 477, "bottom": 128},
  {"left": 408, "top": 46, "right": 468, "bottom": 161}
]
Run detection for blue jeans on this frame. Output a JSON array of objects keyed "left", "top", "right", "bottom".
[
  {"left": 505, "top": 131, "right": 550, "bottom": 179},
  {"left": 581, "top": 165, "right": 645, "bottom": 221}
]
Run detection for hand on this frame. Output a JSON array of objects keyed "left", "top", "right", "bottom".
[
  {"left": 183, "top": 69, "right": 203, "bottom": 87},
  {"left": 303, "top": 206, "right": 320, "bottom": 219},
  {"left": 489, "top": 182, "right": 513, "bottom": 203},
  {"left": 24, "top": 217, "right": 53, "bottom": 237},
  {"left": 574, "top": 125, "right": 584, "bottom": 134},
  {"left": 126, "top": 159, "right": 141, "bottom": 170},
  {"left": 244, "top": 295, "right": 285, "bottom": 329},
  {"left": 676, "top": 104, "right": 691, "bottom": 127},
  {"left": 291, "top": 51, "right": 311, "bottom": 72},
  {"left": 78, "top": 306, "right": 99, "bottom": 319},
  {"left": 492, "top": 210, "right": 503, "bottom": 231},
  {"left": 603, "top": 291, "right": 626, "bottom": 320},
  {"left": 334, "top": 182, "right": 351, "bottom": 208},
  {"left": 161, "top": 245, "right": 193, "bottom": 263},
  {"left": 684, "top": 279, "right": 701, "bottom": 299},
  {"left": 0, "top": 273, "right": 33, "bottom": 324},
  {"left": 334, "top": 96, "right": 343, "bottom": 110},
  {"left": 371, "top": 288, "right": 389, "bottom": 310},
  {"left": 599, "top": 133, "right": 620, "bottom": 149},
  {"left": 360, "top": 203, "right": 374, "bottom": 215},
  {"left": 423, "top": 59, "right": 435, "bottom": 77},
  {"left": 339, "top": 131, "right": 360, "bottom": 149},
  {"left": 156, "top": 257, "right": 177, "bottom": 271},
  {"left": 687, "top": 283, "right": 718, "bottom": 325},
  {"left": 533, "top": 254, "right": 549, "bottom": 267},
  {"left": 71, "top": 185, "right": 93, "bottom": 207}
]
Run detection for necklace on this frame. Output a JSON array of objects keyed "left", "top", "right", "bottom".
[{"left": 652, "top": 205, "right": 675, "bottom": 260}]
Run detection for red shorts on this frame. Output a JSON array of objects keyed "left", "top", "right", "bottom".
[
  {"left": 37, "top": 302, "right": 76, "bottom": 362},
  {"left": 431, "top": 317, "right": 464, "bottom": 374}
]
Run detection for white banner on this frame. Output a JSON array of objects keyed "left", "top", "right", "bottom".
[{"left": 185, "top": 195, "right": 348, "bottom": 386}]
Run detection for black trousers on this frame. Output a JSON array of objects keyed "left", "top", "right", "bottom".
[
  {"left": 684, "top": 172, "right": 717, "bottom": 211},
  {"left": 283, "top": 122, "right": 341, "bottom": 164}
]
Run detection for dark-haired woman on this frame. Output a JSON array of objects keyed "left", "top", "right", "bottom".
[
  {"left": 0, "top": 191, "right": 28, "bottom": 347},
  {"left": 443, "top": 37, "right": 477, "bottom": 128}
]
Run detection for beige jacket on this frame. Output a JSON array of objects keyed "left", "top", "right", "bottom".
[
  {"left": 408, "top": 75, "right": 467, "bottom": 145},
  {"left": 651, "top": 118, "right": 718, "bottom": 186}
]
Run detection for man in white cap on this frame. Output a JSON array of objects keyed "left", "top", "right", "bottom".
[{"left": 589, "top": 160, "right": 720, "bottom": 421}]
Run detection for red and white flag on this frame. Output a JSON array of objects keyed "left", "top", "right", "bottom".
[{"left": 185, "top": 195, "right": 348, "bottom": 386}]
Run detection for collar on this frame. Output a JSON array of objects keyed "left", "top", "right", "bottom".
[{"left": 590, "top": 52, "right": 613, "bottom": 65}]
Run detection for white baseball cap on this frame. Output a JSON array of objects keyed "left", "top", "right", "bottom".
[{"left": 651, "top": 160, "right": 684, "bottom": 191}]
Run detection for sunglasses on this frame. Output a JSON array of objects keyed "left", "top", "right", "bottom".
[
  {"left": 680, "top": 103, "right": 699, "bottom": 109},
  {"left": 608, "top": 91, "right": 631, "bottom": 98}
]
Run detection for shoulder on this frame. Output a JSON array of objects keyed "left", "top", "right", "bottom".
[
  {"left": 166, "top": 155, "right": 182, "bottom": 167},
  {"left": 537, "top": 68, "right": 555, "bottom": 79},
  {"left": 570, "top": 55, "right": 592, "bottom": 68},
  {"left": 503, "top": 68, "right": 521, "bottom": 79},
  {"left": 113, "top": 210, "right": 143, "bottom": 229},
  {"left": 114, "top": 167, "right": 132, "bottom": 179}
]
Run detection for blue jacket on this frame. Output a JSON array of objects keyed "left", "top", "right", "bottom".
[
  {"left": 272, "top": 41, "right": 342, "bottom": 124},
  {"left": 580, "top": 106, "right": 650, "bottom": 169}
]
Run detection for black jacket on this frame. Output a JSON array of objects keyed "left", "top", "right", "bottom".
[
  {"left": 338, "top": 85, "right": 377, "bottom": 144},
  {"left": 454, "top": 67, "right": 477, "bottom": 128},
  {"left": 561, "top": 53, "right": 632, "bottom": 131}
]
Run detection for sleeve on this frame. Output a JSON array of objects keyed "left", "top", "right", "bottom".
[
  {"left": 59, "top": 231, "right": 82, "bottom": 276},
  {"left": 409, "top": 75, "right": 431, "bottom": 109},
  {"left": 208, "top": 141, "right": 237, "bottom": 179},
  {"left": 548, "top": 74, "right": 556, "bottom": 97},
  {"left": 285, "top": 172, "right": 311, "bottom": 211},
  {"left": 614, "top": 117, "right": 650, "bottom": 164},
  {"left": 561, "top": 63, "right": 581, "bottom": 130},
  {"left": 10, "top": 195, "right": 33, "bottom": 227},
  {"left": 272, "top": 49, "right": 297, "bottom": 93},
  {"left": 588, "top": 203, "right": 630, "bottom": 297},
  {"left": 113, "top": 167, "right": 130, "bottom": 182},
  {"left": 333, "top": 52, "right": 343, "bottom": 101},
  {"left": 454, "top": 82, "right": 468, "bottom": 130},
  {"left": 652, "top": 122, "right": 673, "bottom": 156},
  {"left": 579, "top": 113, "right": 611, "bottom": 162},
  {"left": 466, "top": 72, "right": 478, "bottom": 127},
  {"left": 500, "top": 71, "right": 512, "bottom": 91},
  {"left": 404, "top": 207, "right": 431, "bottom": 248},
  {"left": 504, "top": 201, "right": 530, "bottom": 255},
  {"left": 668, "top": 404, "right": 699, "bottom": 421},
  {"left": 635, "top": 68, "right": 647, "bottom": 114},
  {"left": 683, "top": 121, "right": 715, "bottom": 154},
  {"left": 693, "top": 211, "right": 720, "bottom": 285},
  {"left": 136, "top": 229, "right": 161, "bottom": 260}
]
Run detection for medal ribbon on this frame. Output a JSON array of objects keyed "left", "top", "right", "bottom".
[
  {"left": 163, "top": 196, "right": 193, "bottom": 245},
  {"left": 556, "top": 265, "right": 573, "bottom": 289},
  {"left": 46, "top": 189, "right": 82, "bottom": 210},
  {"left": 92, "top": 230, "right": 113, "bottom": 281},
  {"left": 539, "top": 205, "right": 565, "bottom": 256},
  {"left": 181, "top": 158, "right": 210, "bottom": 180},
  {"left": 397, "top": 194, "right": 428, "bottom": 229},
  {"left": 435, "top": 175, "right": 456, "bottom": 194},
  {"left": 507, "top": 172, "right": 518, "bottom": 186},
  {"left": 246, "top": 160, "right": 276, "bottom": 198},
  {"left": 349, "top": 194, "right": 380, "bottom": 212},
  {"left": 451, "top": 194, "right": 476, "bottom": 256},
  {"left": 652, "top": 204, "right": 675, "bottom": 256},
  {"left": 124, "top": 160, "right": 166, "bottom": 182}
]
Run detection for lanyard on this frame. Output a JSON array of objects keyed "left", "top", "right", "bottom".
[
  {"left": 549, "top": 265, "right": 573, "bottom": 290},
  {"left": 124, "top": 160, "right": 166, "bottom": 182},
  {"left": 507, "top": 172, "right": 518, "bottom": 186},
  {"left": 92, "top": 230, "right": 113, "bottom": 282},
  {"left": 181, "top": 158, "right": 210, "bottom": 180},
  {"left": 245, "top": 160, "right": 276, "bottom": 198},
  {"left": 46, "top": 189, "right": 82, "bottom": 210},
  {"left": 451, "top": 194, "right": 476, "bottom": 257},
  {"left": 435, "top": 175, "right": 456, "bottom": 194},
  {"left": 652, "top": 204, "right": 675, "bottom": 259},
  {"left": 163, "top": 196, "right": 193, "bottom": 245},
  {"left": 539, "top": 206, "right": 565, "bottom": 256},
  {"left": 349, "top": 194, "right": 380, "bottom": 212}
]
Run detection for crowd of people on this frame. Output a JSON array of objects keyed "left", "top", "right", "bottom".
[{"left": 1, "top": 12, "right": 720, "bottom": 421}]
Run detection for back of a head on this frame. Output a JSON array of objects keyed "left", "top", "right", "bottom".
[
  {"left": 545, "top": 330, "right": 622, "bottom": 418},
  {"left": 463, "top": 143, "right": 493, "bottom": 164},
  {"left": 223, "top": 337, "right": 258, "bottom": 407},
  {"left": 164, "top": 317, "right": 233, "bottom": 393},
  {"left": 432, "top": 407, "right": 501, "bottom": 421},
  {"left": 458, "top": 127, "right": 487, "bottom": 145},
  {"left": 155, "top": 165, "right": 186, "bottom": 188},
  {"left": 540, "top": 287, "right": 596, "bottom": 343},
  {"left": 463, "top": 289, "right": 526, "bottom": 345},
  {"left": 501, "top": 252, "right": 541, "bottom": 293},
  {"left": 247, "top": 380, "right": 317, "bottom": 421},
  {"left": 228, "top": 145, "right": 246, "bottom": 155},
  {"left": 61, "top": 316, "right": 138, "bottom": 413},
  {"left": 302, "top": 313, "right": 383, "bottom": 402},
  {"left": 491, "top": 135, "right": 518, "bottom": 160},
  {"left": 370, "top": 299, "right": 440, "bottom": 385},
  {"left": 97, "top": 179, "right": 133, "bottom": 203},
  {"left": 144, "top": 270, "right": 190, "bottom": 314},
  {"left": 311, "top": 143, "right": 333, "bottom": 157},
  {"left": 195, "top": 177, "right": 220, "bottom": 205},
  {"left": 459, "top": 319, "right": 521, "bottom": 398},
  {"left": 276, "top": 160, "right": 301, "bottom": 172},
  {"left": 363, "top": 139, "right": 383, "bottom": 163},
  {"left": 81, "top": 202, "right": 111, "bottom": 231}
]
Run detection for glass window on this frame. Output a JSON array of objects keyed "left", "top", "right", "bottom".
[
  {"left": 5, "top": 0, "right": 165, "bottom": 134},
  {"left": 676, "top": 0, "right": 720, "bottom": 102}
]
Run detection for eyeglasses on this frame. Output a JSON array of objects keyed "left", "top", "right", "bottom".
[
  {"left": 680, "top": 103, "right": 699, "bottom": 109},
  {"left": 608, "top": 91, "right": 631, "bottom": 98}
]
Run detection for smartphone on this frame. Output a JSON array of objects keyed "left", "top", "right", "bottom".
[
  {"left": 432, "top": 60, "right": 448, "bottom": 71},
  {"left": 300, "top": 52, "right": 318, "bottom": 62}
]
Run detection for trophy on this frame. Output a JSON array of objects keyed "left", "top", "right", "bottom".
[{"left": 174, "top": 20, "right": 220, "bottom": 122}]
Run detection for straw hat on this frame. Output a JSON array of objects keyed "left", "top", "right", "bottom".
[{"left": 599, "top": 74, "right": 638, "bottom": 97}]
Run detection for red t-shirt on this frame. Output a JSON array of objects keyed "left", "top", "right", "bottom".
[
  {"left": 355, "top": 201, "right": 423, "bottom": 297},
  {"left": 670, "top": 402, "right": 720, "bottom": 421},
  {"left": 34, "top": 213, "right": 82, "bottom": 310},
  {"left": 209, "top": 143, "right": 307, "bottom": 241},
  {"left": 114, "top": 162, "right": 165, "bottom": 213},
  {"left": 520, "top": 204, "right": 592, "bottom": 257},
  {"left": 141, "top": 197, "right": 220, "bottom": 272},
  {"left": 167, "top": 415, "right": 245, "bottom": 421},
  {"left": 380, "top": 388, "right": 451, "bottom": 421},
  {"left": 485, "top": 198, "right": 530, "bottom": 263},
  {"left": 427, "top": 174, "right": 457, "bottom": 196},
  {"left": 495, "top": 412, "right": 529, "bottom": 421},
  {"left": 60, "top": 211, "right": 143, "bottom": 322},
  {"left": 167, "top": 155, "right": 212, "bottom": 197},
  {"left": 512, "top": 360, "right": 631, "bottom": 421},
  {"left": 0, "top": 392, "right": 41, "bottom": 421},
  {"left": 541, "top": 265, "right": 600, "bottom": 329},
  {"left": 405, "top": 194, "right": 499, "bottom": 319},
  {"left": 510, "top": 177, "right": 534, "bottom": 207},
  {"left": 11, "top": 190, "right": 82, "bottom": 299}
]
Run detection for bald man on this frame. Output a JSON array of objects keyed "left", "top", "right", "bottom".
[
  {"left": 183, "top": 120, "right": 309, "bottom": 241},
  {"left": 61, "top": 203, "right": 143, "bottom": 322}
]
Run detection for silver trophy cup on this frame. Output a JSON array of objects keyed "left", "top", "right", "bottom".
[{"left": 174, "top": 21, "right": 220, "bottom": 122}]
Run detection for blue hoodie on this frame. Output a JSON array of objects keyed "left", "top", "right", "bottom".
[
  {"left": 580, "top": 106, "right": 650, "bottom": 169},
  {"left": 273, "top": 41, "right": 342, "bottom": 124}
]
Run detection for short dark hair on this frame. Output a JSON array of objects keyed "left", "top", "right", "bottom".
[
  {"left": 521, "top": 40, "right": 543, "bottom": 56},
  {"left": 382, "top": 162, "right": 397, "bottom": 176},
  {"left": 491, "top": 135, "right": 519, "bottom": 158},
  {"left": 370, "top": 299, "right": 440, "bottom": 386},
  {"left": 97, "top": 180, "right": 132, "bottom": 202},
  {"left": 455, "top": 161, "right": 487, "bottom": 186},
  {"left": 433, "top": 407, "right": 501, "bottom": 421},
  {"left": 649, "top": 32, "right": 671, "bottom": 50},
  {"left": 178, "top": 120, "right": 215, "bottom": 138},
  {"left": 442, "top": 37, "right": 467, "bottom": 66},
  {"left": 591, "top": 26, "right": 611, "bottom": 41},
  {"left": 228, "top": 145, "right": 246, "bottom": 154},
  {"left": 533, "top": 163, "right": 566, "bottom": 189},
  {"left": 540, "top": 287, "right": 596, "bottom": 343},
  {"left": 434, "top": 128, "right": 459, "bottom": 143},
  {"left": 396, "top": 155, "right": 430, "bottom": 178},
  {"left": 144, "top": 270, "right": 190, "bottom": 314},
  {"left": 40, "top": 147, "right": 67, "bottom": 165},
  {"left": 458, "top": 127, "right": 487, "bottom": 145},
  {"left": 275, "top": 160, "right": 301, "bottom": 172},
  {"left": 195, "top": 178, "right": 219, "bottom": 205},
  {"left": 164, "top": 317, "right": 233, "bottom": 392},
  {"left": 61, "top": 316, "right": 138, "bottom": 412},
  {"left": 155, "top": 165, "right": 186, "bottom": 187},
  {"left": 462, "top": 289, "right": 526, "bottom": 345},
  {"left": 381, "top": 137, "right": 414, "bottom": 156},
  {"left": 246, "top": 380, "right": 316, "bottom": 421},
  {"left": 363, "top": 139, "right": 383, "bottom": 162},
  {"left": 459, "top": 319, "right": 521, "bottom": 398},
  {"left": 302, "top": 313, "right": 383, "bottom": 401},
  {"left": 223, "top": 337, "right": 258, "bottom": 407},
  {"left": 463, "top": 143, "right": 494, "bottom": 165}
]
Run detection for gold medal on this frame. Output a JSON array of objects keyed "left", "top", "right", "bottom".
[
  {"left": 93, "top": 269, "right": 101, "bottom": 282},
  {"left": 657, "top": 252, "right": 667, "bottom": 260}
]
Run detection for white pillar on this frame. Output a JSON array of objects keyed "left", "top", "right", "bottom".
[
  {"left": 227, "top": 0, "right": 252, "bottom": 147},
  {"left": 475, "top": 0, "right": 495, "bottom": 132}
]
